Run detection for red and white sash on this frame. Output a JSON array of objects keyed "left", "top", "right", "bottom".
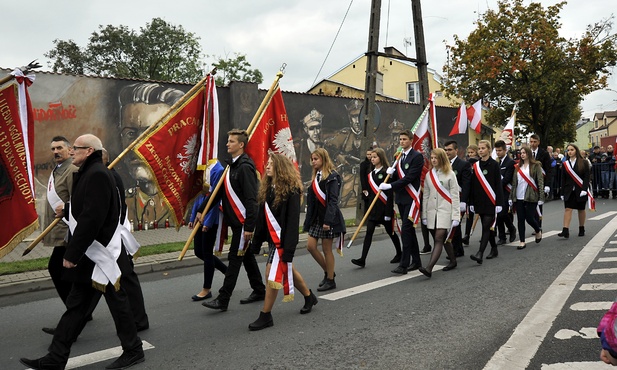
[
  {"left": 516, "top": 165, "right": 538, "bottom": 192},
  {"left": 396, "top": 156, "right": 421, "bottom": 224},
  {"left": 563, "top": 159, "right": 595, "bottom": 211},
  {"left": 473, "top": 161, "right": 496, "bottom": 205},
  {"left": 265, "top": 203, "right": 294, "bottom": 302},
  {"left": 312, "top": 175, "right": 327, "bottom": 207},
  {"left": 368, "top": 171, "right": 387, "bottom": 204},
  {"left": 224, "top": 173, "right": 249, "bottom": 255},
  {"left": 429, "top": 168, "right": 452, "bottom": 204},
  {"left": 214, "top": 205, "right": 227, "bottom": 256}
]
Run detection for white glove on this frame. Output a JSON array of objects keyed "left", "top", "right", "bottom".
[
  {"left": 544, "top": 186, "right": 550, "bottom": 194},
  {"left": 451, "top": 220, "right": 460, "bottom": 228},
  {"left": 580, "top": 190, "right": 587, "bottom": 197},
  {"left": 386, "top": 167, "right": 396, "bottom": 175},
  {"left": 508, "top": 199, "right": 513, "bottom": 206},
  {"left": 459, "top": 202, "right": 466, "bottom": 213},
  {"left": 496, "top": 206, "right": 503, "bottom": 213},
  {"left": 538, "top": 200, "right": 544, "bottom": 206},
  {"left": 384, "top": 216, "right": 391, "bottom": 221},
  {"left": 470, "top": 205, "right": 475, "bottom": 213},
  {"left": 422, "top": 218, "right": 428, "bottom": 226},
  {"left": 560, "top": 195, "right": 564, "bottom": 201},
  {"left": 362, "top": 190, "right": 369, "bottom": 196},
  {"left": 379, "top": 183, "right": 392, "bottom": 191}
]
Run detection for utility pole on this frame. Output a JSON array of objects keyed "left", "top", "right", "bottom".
[
  {"left": 356, "top": 0, "right": 382, "bottom": 223},
  {"left": 411, "top": 0, "right": 430, "bottom": 109}
]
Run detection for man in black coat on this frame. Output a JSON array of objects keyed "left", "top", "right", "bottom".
[
  {"left": 359, "top": 148, "right": 373, "bottom": 215},
  {"left": 21, "top": 134, "right": 143, "bottom": 370},
  {"left": 530, "top": 134, "right": 552, "bottom": 230},
  {"left": 444, "top": 140, "right": 471, "bottom": 258},
  {"left": 379, "top": 130, "right": 425, "bottom": 274},
  {"left": 494, "top": 140, "right": 517, "bottom": 244},
  {"left": 201, "top": 129, "right": 266, "bottom": 311}
]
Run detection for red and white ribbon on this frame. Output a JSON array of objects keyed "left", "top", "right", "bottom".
[
  {"left": 265, "top": 203, "right": 294, "bottom": 301},
  {"left": 429, "top": 168, "right": 452, "bottom": 204},
  {"left": 224, "top": 173, "right": 249, "bottom": 254},
  {"left": 10, "top": 69, "right": 35, "bottom": 195},
  {"left": 516, "top": 165, "right": 538, "bottom": 192},
  {"left": 396, "top": 156, "right": 421, "bottom": 224},
  {"left": 368, "top": 172, "right": 387, "bottom": 204},
  {"left": 312, "top": 175, "right": 326, "bottom": 207}
]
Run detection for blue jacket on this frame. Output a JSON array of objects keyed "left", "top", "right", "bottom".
[{"left": 190, "top": 161, "right": 224, "bottom": 228}]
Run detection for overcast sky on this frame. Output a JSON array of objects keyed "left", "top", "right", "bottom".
[{"left": 2, "top": 0, "right": 615, "bottom": 119}]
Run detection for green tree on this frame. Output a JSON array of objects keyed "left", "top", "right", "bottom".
[
  {"left": 45, "top": 18, "right": 204, "bottom": 83},
  {"left": 443, "top": 0, "right": 617, "bottom": 147},
  {"left": 211, "top": 53, "right": 263, "bottom": 86}
]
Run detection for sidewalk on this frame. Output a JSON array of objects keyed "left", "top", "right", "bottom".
[{"left": 0, "top": 207, "right": 372, "bottom": 297}]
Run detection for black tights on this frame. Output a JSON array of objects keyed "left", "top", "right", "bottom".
[
  {"left": 478, "top": 214, "right": 497, "bottom": 255},
  {"left": 425, "top": 229, "right": 455, "bottom": 272},
  {"left": 360, "top": 220, "right": 402, "bottom": 260}
]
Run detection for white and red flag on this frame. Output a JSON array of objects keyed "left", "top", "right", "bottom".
[
  {"left": 466, "top": 99, "right": 483, "bottom": 134},
  {"left": 197, "top": 74, "right": 219, "bottom": 170},
  {"left": 428, "top": 93, "right": 438, "bottom": 149},
  {"left": 245, "top": 87, "right": 297, "bottom": 175},
  {"left": 501, "top": 105, "right": 517, "bottom": 151},
  {"left": 449, "top": 101, "right": 468, "bottom": 136}
]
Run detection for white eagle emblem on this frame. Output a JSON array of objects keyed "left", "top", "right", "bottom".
[
  {"left": 272, "top": 127, "right": 297, "bottom": 162},
  {"left": 176, "top": 133, "right": 199, "bottom": 175}
]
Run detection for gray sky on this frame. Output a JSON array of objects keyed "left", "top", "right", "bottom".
[{"left": 2, "top": 0, "right": 615, "bottom": 119}]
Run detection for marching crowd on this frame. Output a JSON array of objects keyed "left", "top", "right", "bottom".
[{"left": 20, "top": 128, "right": 616, "bottom": 369}]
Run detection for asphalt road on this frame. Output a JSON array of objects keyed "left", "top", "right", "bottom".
[{"left": 2, "top": 199, "right": 617, "bottom": 370}]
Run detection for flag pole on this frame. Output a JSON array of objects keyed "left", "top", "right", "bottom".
[
  {"left": 23, "top": 69, "right": 217, "bottom": 256},
  {"left": 0, "top": 61, "right": 41, "bottom": 86},
  {"left": 178, "top": 69, "right": 285, "bottom": 260}
]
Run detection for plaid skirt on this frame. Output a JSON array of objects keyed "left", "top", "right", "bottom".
[{"left": 308, "top": 220, "right": 341, "bottom": 240}]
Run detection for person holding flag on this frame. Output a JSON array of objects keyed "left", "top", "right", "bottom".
[
  {"left": 558, "top": 143, "right": 591, "bottom": 238},
  {"left": 379, "top": 129, "right": 425, "bottom": 274},
  {"left": 200, "top": 129, "right": 266, "bottom": 312},
  {"left": 350, "top": 148, "right": 402, "bottom": 268},
  {"left": 508, "top": 146, "right": 544, "bottom": 250},
  {"left": 468, "top": 140, "right": 504, "bottom": 264},
  {"left": 418, "top": 148, "right": 460, "bottom": 278},
  {"left": 248, "top": 153, "right": 318, "bottom": 331}
]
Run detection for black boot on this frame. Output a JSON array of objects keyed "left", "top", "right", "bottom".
[
  {"left": 486, "top": 247, "right": 498, "bottom": 259},
  {"left": 578, "top": 226, "right": 585, "bottom": 236},
  {"left": 248, "top": 311, "right": 273, "bottom": 331},
  {"left": 300, "top": 290, "right": 318, "bottom": 314},
  {"left": 558, "top": 227, "right": 569, "bottom": 238},
  {"left": 318, "top": 271, "right": 327, "bottom": 287},
  {"left": 317, "top": 278, "right": 336, "bottom": 292},
  {"left": 351, "top": 258, "right": 366, "bottom": 268}
]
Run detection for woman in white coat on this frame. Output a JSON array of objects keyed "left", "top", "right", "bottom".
[{"left": 419, "top": 148, "right": 461, "bottom": 278}]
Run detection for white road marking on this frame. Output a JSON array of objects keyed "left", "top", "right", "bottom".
[
  {"left": 62, "top": 340, "right": 154, "bottom": 369},
  {"left": 318, "top": 265, "right": 444, "bottom": 301},
  {"left": 590, "top": 268, "right": 617, "bottom": 274},
  {"left": 609, "top": 241, "right": 617, "bottom": 245},
  {"left": 541, "top": 362, "right": 612, "bottom": 369},
  {"left": 580, "top": 283, "right": 617, "bottom": 291},
  {"left": 554, "top": 327, "right": 597, "bottom": 340},
  {"left": 597, "top": 257, "right": 617, "bottom": 262},
  {"left": 589, "top": 211, "right": 617, "bottom": 221},
  {"left": 483, "top": 215, "right": 617, "bottom": 370},
  {"left": 570, "top": 302, "right": 612, "bottom": 311},
  {"left": 603, "top": 247, "right": 617, "bottom": 251}
]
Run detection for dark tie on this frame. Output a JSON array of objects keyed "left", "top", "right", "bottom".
[
  {"left": 402, "top": 153, "right": 407, "bottom": 162},
  {"left": 533, "top": 151, "right": 537, "bottom": 159},
  {"left": 317, "top": 172, "right": 321, "bottom": 182}
]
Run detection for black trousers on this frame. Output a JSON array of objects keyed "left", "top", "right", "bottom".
[
  {"left": 397, "top": 203, "right": 421, "bottom": 268},
  {"left": 48, "top": 278, "right": 142, "bottom": 365},
  {"left": 360, "top": 219, "right": 401, "bottom": 259},
  {"left": 496, "top": 205, "right": 515, "bottom": 240},
  {"left": 217, "top": 226, "right": 265, "bottom": 304},
  {"left": 452, "top": 222, "right": 464, "bottom": 255},
  {"left": 48, "top": 246, "right": 72, "bottom": 305},
  {"left": 515, "top": 200, "right": 541, "bottom": 242},
  {"left": 194, "top": 227, "right": 228, "bottom": 289}
]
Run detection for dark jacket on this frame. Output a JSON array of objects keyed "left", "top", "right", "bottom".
[
  {"left": 498, "top": 155, "right": 516, "bottom": 207},
  {"left": 359, "top": 158, "right": 372, "bottom": 200},
  {"left": 253, "top": 187, "right": 301, "bottom": 262},
  {"left": 469, "top": 157, "right": 504, "bottom": 215},
  {"left": 303, "top": 171, "right": 346, "bottom": 234},
  {"left": 64, "top": 150, "right": 120, "bottom": 283},
  {"left": 390, "top": 149, "right": 424, "bottom": 205},
  {"left": 561, "top": 159, "right": 591, "bottom": 200},
  {"left": 535, "top": 147, "right": 553, "bottom": 189},
  {"left": 366, "top": 167, "right": 394, "bottom": 222},
  {"left": 200, "top": 153, "right": 258, "bottom": 232},
  {"left": 451, "top": 156, "right": 471, "bottom": 204}
]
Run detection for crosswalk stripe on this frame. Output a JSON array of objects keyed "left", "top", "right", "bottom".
[
  {"left": 541, "top": 362, "right": 612, "bottom": 369},
  {"left": 580, "top": 283, "right": 617, "bottom": 291},
  {"left": 570, "top": 302, "right": 612, "bottom": 311},
  {"left": 64, "top": 340, "right": 154, "bottom": 369},
  {"left": 590, "top": 268, "right": 617, "bottom": 274},
  {"left": 603, "top": 247, "right": 617, "bottom": 251},
  {"left": 483, "top": 215, "right": 617, "bottom": 369},
  {"left": 589, "top": 211, "right": 617, "bottom": 220},
  {"left": 597, "top": 257, "right": 617, "bottom": 262},
  {"left": 318, "top": 265, "right": 444, "bottom": 301},
  {"left": 554, "top": 327, "right": 597, "bottom": 340},
  {"left": 609, "top": 241, "right": 617, "bottom": 244}
]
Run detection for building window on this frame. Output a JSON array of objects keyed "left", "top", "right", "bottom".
[{"left": 407, "top": 82, "right": 420, "bottom": 103}]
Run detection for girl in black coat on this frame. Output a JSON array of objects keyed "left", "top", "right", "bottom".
[
  {"left": 351, "top": 148, "right": 401, "bottom": 267},
  {"left": 249, "top": 154, "right": 318, "bottom": 331},
  {"left": 559, "top": 143, "right": 591, "bottom": 238},
  {"left": 469, "top": 140, "right": 504, "bottom": 264}
]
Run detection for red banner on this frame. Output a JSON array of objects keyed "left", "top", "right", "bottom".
[
  {"left": 245, "top": 88, "right": 297, "bottom": 175},
  {"left": 0, "top": 84, "right": 38, "bottom": 258},
  {"left": 134, "top": 89, "right": 205, "bottom": 228}
]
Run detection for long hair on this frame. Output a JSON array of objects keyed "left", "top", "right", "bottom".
[
  {"left": 519, "top": 146, "right": 539, "bottom": 166},
  {"left": 431, "top": 148, "right": 452, "bottom": 174},
  {"left": 311, "top": 148, "right": 335, "bottom": 181},
  {"left": 258, "top": 153, "right": 303, "bottom": 208},
  {"left": 371, "top": 147, "right": 390, "bottom": 168},
  {"left": 566, "top": 143, "right": 588, "bottom": 173}
]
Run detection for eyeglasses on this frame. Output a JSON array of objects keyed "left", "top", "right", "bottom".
[{"left": 72, "top": 146, "right": 91, "bottom": 151}]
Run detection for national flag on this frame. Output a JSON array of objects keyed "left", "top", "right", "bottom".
[
  {"left": 410, "top": 104, "right": 432, "bottom": 186},
  {"left": 197, "top": 74, "right": 218, "bottom": 170},
  {"left": 133, "top": 87, "right": 206, "bottom": 229},
  {"left": 428, "top": 93, "right": 438, "bottom": 149},
  {"left": 502, "top": 105, "right": 517, "bottom": 151},
  {"left": 449, "top": 101, "right": 468, "bottom": 136},
  {"left": 467, "top": 99, "right": 483, "bottom": 133},
  {"left": 0, "top": 82, "right": 39, "bottom": 259},
  {"left": 245, "top": 87, "right": 297, "bottom": 175}
]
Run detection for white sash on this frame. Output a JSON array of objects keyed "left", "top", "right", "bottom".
[
  {"left": 473, "top": 161, "right": 496, "bottom": 205},
  {"left": 395, "top": 155, "right": 421, "bottom": 223},
  {"left": 312, "top": 175, "right": 326, "bottom": 207},
  {"left": 429, "top": 168, "right": 452, "bottom": 204},
  {"left": 368, "top": 171, "right": 387, "bottom": 204},
  {"left": 564, "top": 159, "right": 583, "bottom": 188},
  {"left": 265, "top": 202, "right": 294, "bottom": 301},
  {"left": 516, "top": 165, "right": 538, "bottom": 192},
  {"left": 47, "top": 170, "right": 63, "bottom": 211},
  {"left": 224, "top": 173, "right": 246, "bottom": 223}
]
